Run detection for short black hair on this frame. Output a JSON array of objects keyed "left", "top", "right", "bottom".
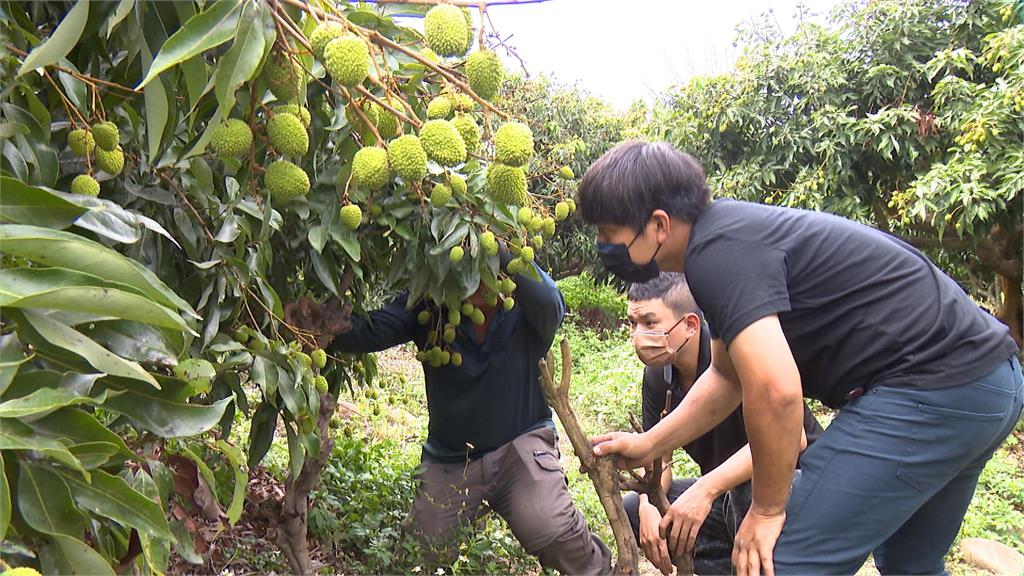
[
  {"left": 627, "top": 272, "right": 700, "bottom": 318},
  {"left": 578, "top": 141, "right": 711, "bottom": 231}
]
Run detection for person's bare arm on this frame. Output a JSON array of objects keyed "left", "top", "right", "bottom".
[{"left": 728, "top": 314, "right": 803, "bottom": 576}]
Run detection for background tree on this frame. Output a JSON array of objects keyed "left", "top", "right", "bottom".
[{"left": 650, "top": 0, "right": 1022, "bottom": 343}]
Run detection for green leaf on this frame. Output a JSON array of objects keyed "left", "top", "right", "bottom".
[
  {"left": 17, "top": 0, "right": 89, "bottom": 77},
  {"left": 0, "top": 177, "right": 87, "bottom": 228},
  {"left": 0, "top": 419, "right": 89, "bottom": 478},
  {"left": 214, "top": 1, "right": 267, "bottom": 117},
  {"left": 0, "top": 225, "right": 198, "bottom": 318},
  {"left": 61, "top": 468, "right": 173, "bottom": 542},
  {"left": 104, "top": 0, "right": 135, "bottom": 39},
  {"left": 0, "top": 332, "right": 30, "bottom": 397},
  {"left": 180, "top": 57, "right": 209, "bottom": 114},
  {"left": 32, "top": 408, "right": 132, "bottom": 457},
  {"left": 0, "top": 267, "right": 191, "bottom": 332},
  {"left": 429, "top": 220, "right": 470, "bottom": 256},
  {"left": 177, "top": 445, "right": 219, "bottom": 503},
  {"left": 68, "top": 442, "right": 120, "bottom": 469},
  {"left": 17, "top": 461, "right": 85, "bottom": 538},
  {"left": 3, "top": 370, "right": 99, "bottom": 402},
  {"left": 18, "top": 309, "right": 160, "bottom": 388},
  {"left": 0, "top": 122, "right": 29, "bottom": 138},
  {"left": 246, "top": 401, "right": 278, "bottom": 468},
  {"left": 216, "top": 440, "right": 247, "bottom": 525},
  {"left": 137, "top": 0, "right": 244, "bottom": 89},
  {"left": 82, "top": 320, "right": 180, "bottom": 368},
  {"left": 170, "top": 519, "right": 204, "bottom": 565},
  {"left": 48, "top": 534, "right": 116, "bottom": 576},
  {"left": 329, "top": 225, "right": 362, "bottom": 262},
  {"left": 52, "top": 190, "right": 180, "bottom": 247},
  {"left": 140, "top": 35, "right": 170, "bottom": 162},
  {"left": 0, "top": 451, "right": 10, "bottom": 541},
  {"left": 0, "top": 387, "right": 107, "bottom": 418},
  {"left": 101, "top": 391, "right": 230, "bottom": 438}
]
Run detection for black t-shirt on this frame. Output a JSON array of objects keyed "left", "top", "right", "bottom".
[
  {"left": 684, "top": 199, "right": 1019, "bottom": 407},
  {"left": 641, "top": 322, "right": 825, "bottom": 476}
]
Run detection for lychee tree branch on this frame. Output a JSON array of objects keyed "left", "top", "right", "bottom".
[
  {"left": 274, "top": 0, "right": 509, "bottom": 120},
  {"left": 621, "top": 405, "right": 696, "bottom": 576},
  {"left": 539, "top": 339, "right": 641, "bottom": 575}
]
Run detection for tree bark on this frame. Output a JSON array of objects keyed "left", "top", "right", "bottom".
[
  {"left": 276, "top": 393, "right": 337, "bottom": 575},
  {"left": 621, "top": 403, "right": 695, "bottom": 575},
  {"left": 539, "top": 339, "right": 641, "bottom": 575}
]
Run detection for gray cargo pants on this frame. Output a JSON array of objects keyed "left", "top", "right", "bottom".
[{"left": 405, "top": 425, "right": 612, "bottom": 575}]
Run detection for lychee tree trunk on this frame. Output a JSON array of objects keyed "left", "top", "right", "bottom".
[{"left": 276, "top": 393, "right": 337, "bottom": 576}]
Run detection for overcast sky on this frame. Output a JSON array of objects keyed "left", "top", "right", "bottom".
[{"left": 481, "top": 0, "right": 841, "bottom": 110}]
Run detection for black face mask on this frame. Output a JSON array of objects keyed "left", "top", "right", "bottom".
[{"left": 596, "top": 229, "right": 662, "bottom": 283}]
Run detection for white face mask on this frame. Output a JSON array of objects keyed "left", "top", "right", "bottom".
[{"left": 632, "top": 315, "right": 691, "bottom": 367}]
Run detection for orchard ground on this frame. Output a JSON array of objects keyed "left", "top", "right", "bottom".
[{"left": 178, "top": 278, "right": 1024, "bottom": 576}]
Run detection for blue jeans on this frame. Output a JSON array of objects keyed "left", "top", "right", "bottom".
[{"left": 773, "top": 355, "right": 1024, "bottom": 575}]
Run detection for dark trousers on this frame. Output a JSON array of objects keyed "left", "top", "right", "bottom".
[
  {"left": 405, "top": 426, "right": 611, "bottom": 575},
  {"left": 623, "top": 479, "right": 752, "bottom": 574},
  {"left": 774, "top": 355, "right": 1024, "bottom": 575}
]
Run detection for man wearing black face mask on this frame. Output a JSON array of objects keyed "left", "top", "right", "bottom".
[
  {"left": 582, "top": 141, "right": 1022, "bottom": 576},
  {"left": 622, "top": 272, "right": 823, "bottom": 575}
]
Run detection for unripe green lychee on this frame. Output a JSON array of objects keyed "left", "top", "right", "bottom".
[
  {"left": 94, "top": 146, "right": 125, "bottom": 176},
  {"left": 449, "top": 246, "right": 465, "bottom": 262},
  {"left": 352, "top": 146, "right": 390, "bottom": 190},
  {"left": 431, "top": 183, "right": 453, "bottom": 207},
  {"left": 268, "top": 112, "right": 309, "bottom": 157},
  {"left": 310, "top": 21, "right": 347, "bottom": 59},
  {"left": 517, "top": 206, "right": 533, "bottom": 225},
  {"left": 427, "top": 96, "right": 453, "bottom": 119},
  {"left": 449, "top": 174, "right": 467, "bottom": 196},
  {"left": 67, "top": 128, "right": 94, "bottom": 157},
  {"left": 494, "top": 122, "right": 533, "bottom": 167},
  {"left": 452, "top": 113, "right": 481, "bottom": 153},
  {"left": 210, "top": 118, "right": 253, "bottom": 158},
  {"left": 420, "top": 119, "right": 467, "bottom": 166},
  {"left": 466, "top": 50, "right": 504, "bottom": 100},
  {"left": 71, "top": 174, "right": 100, "bottom": 196},
  {"left": 470, "top": 308, "right": 485, "bottom": 325},
  {"left": 92, "top": 121, "right": 119, "bottom": 151},
  {"left": 487, "top": 163, "right": 528, "bottom": 206},
  {"left": 265, "top": 160, "right": 310, "bottom": 199},
  {"left": 555, "top": 201, "right": 570, "bottom": 221},
  {"left": 424, "top": 4, "right": 470, "bottom": 57},
  {"left": 388, "top": 135, "right": 428, "bottom": 182},
  {"left": 480, "top": 231, "right": 498, "bottom": 256},
  {"left": 339, "top": 204, "right": 363, "bottom": 230},
  {"left": 324, "top": 36, "right": 370, "bottom": 87}
]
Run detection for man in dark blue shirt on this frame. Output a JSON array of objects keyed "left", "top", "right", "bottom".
[{"left": 326, "top": 259, "right": 611, "bottom": 574}]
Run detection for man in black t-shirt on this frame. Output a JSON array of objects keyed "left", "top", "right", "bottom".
[
  {"left": 581, "top": 141, "right": 1023, "bottom": 575},
  {"left": 621, "top": 273, "right": 823, "bottom": 575}
]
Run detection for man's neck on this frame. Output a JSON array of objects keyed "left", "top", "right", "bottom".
[{"left": 670, "top": 332, "right": 701, "bottom": 391}]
